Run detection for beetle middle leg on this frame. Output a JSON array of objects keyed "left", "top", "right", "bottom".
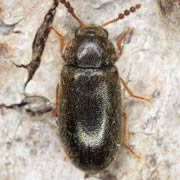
[
  {"left": 50, "top": 26, "right": 65, "bottom": 54},
  {"left": 122, "top": 112, "right": 141, "bottom": 160},
  {"left": 51, "top": 83, "right": 60, "bottom": 117},
  {"left": 117, "top": 27, "right": 132, "bottom": 56},
  {"left": 120, "top": 77, "right": 152, "bottom": 102}
]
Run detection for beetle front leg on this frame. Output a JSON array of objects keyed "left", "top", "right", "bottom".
[
  {"left": 117, "top": 27, "right": 132, "bottom": 56},
  {"left": 120, "top": 77, "right": 152, "bottom": 102},
  {"left": 122, "top": 112, "right": 141, "bottom": 160},
  {"left": 51, "top": 83, "right": 60, "bottom": 117},
  {"left": 50, "top": 26, "right": 65, "bottom": 54}
]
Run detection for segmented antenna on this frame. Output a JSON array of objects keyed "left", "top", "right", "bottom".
[
  {"left": 100, "top": 4, "right": 141, "bottom": 27},
  {"left": 60, "top": 0, "right": 84, "bottom": 27}
]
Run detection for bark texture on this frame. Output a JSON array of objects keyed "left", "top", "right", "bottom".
[{"left": 0, "top": 0, "right": 179, "bottom": 180}]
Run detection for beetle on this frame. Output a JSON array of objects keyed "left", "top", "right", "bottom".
[{"left": 51, "top": 0, "right": 152, "bottom": 173}]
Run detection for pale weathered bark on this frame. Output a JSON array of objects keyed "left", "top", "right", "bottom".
[{"left": 0, "top": 0, "right": 179, "bottom": 180}]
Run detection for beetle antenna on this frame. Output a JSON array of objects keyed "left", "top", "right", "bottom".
[
  {"left": 100, "top": 4, "right": 141, "bottom": 27},
  {"left": 59, "top": 0, "right": 84, "bottom": 27}
]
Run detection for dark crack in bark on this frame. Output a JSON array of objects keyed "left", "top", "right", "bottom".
[
  {"left": 157, "top": 0, "right": 180, "bottom": 17},
  {"left": 158, "top": 0, "right": 174, "bottom": 15},
  {"left": 13, "top": 0, "right": 59, "bottom": 89},
  {"left": 0, "top": 95, "right": 53, "bottom": 116}
]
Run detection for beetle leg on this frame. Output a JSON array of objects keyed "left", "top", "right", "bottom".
[
  {"left": 122, "top": 112, "right": 141, "bottom": 160},
  {"left": 120, "top": 77, "right": 152, "bottom": 102},
  {"left": 117, "top": 27, "right": 132, "bottom": 56},
  {"left": 51, "top": 83, "right": 60, "bottom": 117},
  {"left": 50, "top": 26, "right": 65, "bottom": 54}
]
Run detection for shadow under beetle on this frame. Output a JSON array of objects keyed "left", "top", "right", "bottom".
[{"left": 51, "top": 0, "right": 152, "bottom": 173}]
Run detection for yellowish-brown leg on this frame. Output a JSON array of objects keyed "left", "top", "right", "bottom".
[
  {"left": 51, "top": 83, "right": 60, "bottom": 117},
  {"left": 120, "top": 77, "right": 152, "bottom": 102},
  {"left": 122, "top": 112, "right": 141, "bottom": 160},
  {"left": 117, "top": 27, "right": 132, "bottom": 56},
  {"left": 50, "top": 26, "right": 65, "bottom": 54}
]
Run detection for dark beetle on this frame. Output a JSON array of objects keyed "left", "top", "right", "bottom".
[
  {"left": 51, "top": 1, "right": 151, "bottom": 173},
  {"left": 59, "top": 25, "right": 121, "bottom": 172}
]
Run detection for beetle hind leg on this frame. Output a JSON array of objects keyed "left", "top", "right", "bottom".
[
  {"left": 120, "top": 77, "right": 152, "bottom": 102},
  {"left": 121, "top": 112, "right": 141, "bottom": 160}
]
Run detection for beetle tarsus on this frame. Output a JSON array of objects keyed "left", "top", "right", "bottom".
[{"left": 122, "top": 112, "right": 141, "bottom": 160}]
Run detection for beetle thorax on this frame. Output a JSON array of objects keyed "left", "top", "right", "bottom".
[
  {"left": 63, "top": 25, "right": 117, "bottom": 68},
  {"left": 76, "top": 37, "right": 106, "bottom": 68}
]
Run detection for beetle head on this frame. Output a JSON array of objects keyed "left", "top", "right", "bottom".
[{"left": 75, "top": 25, "right": 108, "bottom": 39}]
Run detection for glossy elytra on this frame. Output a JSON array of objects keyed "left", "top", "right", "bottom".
[{"left": 51, "top": 0, "right": 152, "bottom": 173}]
